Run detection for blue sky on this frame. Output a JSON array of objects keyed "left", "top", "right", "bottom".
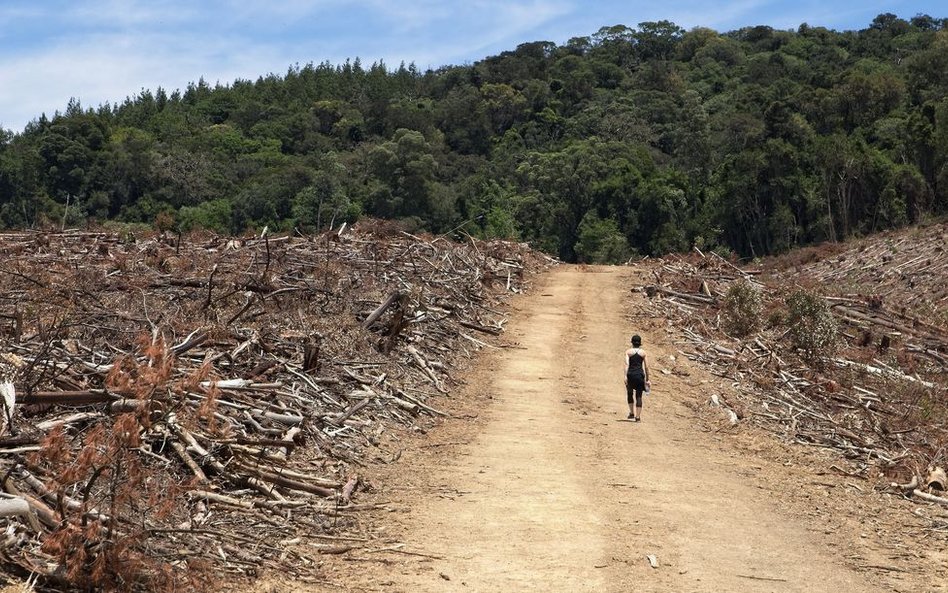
[{"left": 0, "top": 1, "right": 944, "bottom": 133}]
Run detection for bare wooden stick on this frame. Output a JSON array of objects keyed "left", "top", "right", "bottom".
[
  {"left": 363, "top": 292, "right": 401, "bottom": 329},
  {"left": 912, "top": 489, "right": 948, "bottom": 506}
]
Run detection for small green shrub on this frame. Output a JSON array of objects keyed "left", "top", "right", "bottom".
[
  {"left": 721, "top": 279, "right": 763, "bottom": 337},
  {"left": 784, "top": 289, "right": 839, "bottom": 361}
]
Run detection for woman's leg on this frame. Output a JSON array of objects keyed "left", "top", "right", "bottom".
[
  {"left": 626, "top": 380, "right": 636, "bottom": 418},
  {"left": 632, "top": 376, "right": 645, "bottom": 420}
]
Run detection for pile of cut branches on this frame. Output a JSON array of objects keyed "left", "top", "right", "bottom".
[
  {"left": 0, "top": 224, "right": 553, "bottom": 591},
  {"left": 633, "top": 226, "right": 948, "bottom": 513}
]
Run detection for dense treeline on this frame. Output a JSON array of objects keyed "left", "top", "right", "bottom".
[{"left": 2, "top": 13, "right": 948, "bottom": 261}]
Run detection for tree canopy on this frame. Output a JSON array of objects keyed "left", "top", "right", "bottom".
[{"left": 2, "top": 15, "right": 947, "bottom": 261}]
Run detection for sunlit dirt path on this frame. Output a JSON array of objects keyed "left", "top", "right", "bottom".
[{"left": 283, "top": 265, "right": 895, "bottom": 593}]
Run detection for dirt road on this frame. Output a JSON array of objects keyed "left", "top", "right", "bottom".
[{"left": 310, "top": 266, "right": 902, "bottom": 592}]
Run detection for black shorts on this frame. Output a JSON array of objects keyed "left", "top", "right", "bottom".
[{"left": 626, "top": 374, "right": 645, "bottom": 406}]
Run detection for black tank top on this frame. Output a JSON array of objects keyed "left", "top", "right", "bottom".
[{"left": 627, "top": 351, "right": 645, "bottom": 377}]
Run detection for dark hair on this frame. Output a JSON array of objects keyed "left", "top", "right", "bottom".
[{"left": 631, "top": 334, "right": 642, "bottom": 347}]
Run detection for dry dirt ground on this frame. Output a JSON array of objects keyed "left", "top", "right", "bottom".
[{"left": 253, "top": 265, "right": 947, "bottom": 593}]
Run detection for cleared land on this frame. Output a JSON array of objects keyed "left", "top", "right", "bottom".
[{"left": 268, "top": 265, "right": 945, "bottom": 593}]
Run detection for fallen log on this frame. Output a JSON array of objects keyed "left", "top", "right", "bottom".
[
  {"left": 644, "top": 285, "right": 716, "bottom": 305},
  {"left": 407, "top": 345, "right": 447, "bottom": 393},
  {"left": 35, "top": 412, "right": 102, "bottom": 432},
  {"left": 241, "top": 467, "right": 337, "bottom": 497},
  {"left": 0, "top": 482, "right": 54, "bottom": 529},
  {"left": 18, "top": 390, "right": 116, "bottom": 405},
  {"left": 927, "top": 467, "right": 947, "bottom": 491},
  {"left": 0, "top": 496, "right": 33, "bottom": 519},
  {"left": 912, "top": 489, "right": 948, "bottom": 506},
  {"left": 171, "top": 440, "right": 209, "bottom": 484},
  {"left": 458, "top": 320, "right": 501, "bottom": 336},
  {"left": 328, "top": 399, "right": 371, "bottom": 426},
  {"left": 362, "top": 292, "right": 401, "bottom": 329},
  {"left": 234, "top": 462, "right": 342, "bottom": 489}
]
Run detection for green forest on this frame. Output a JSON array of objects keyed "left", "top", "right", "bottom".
[{"left": 1, "top": 13, "right": 947, "bottom": 262}]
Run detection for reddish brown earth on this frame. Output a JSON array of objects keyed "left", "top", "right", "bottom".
[{"left": 251, "top": 265, "right": 947, "bottom": 593}]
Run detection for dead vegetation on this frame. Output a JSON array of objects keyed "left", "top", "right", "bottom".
[
  {"left": 0, "top": 224, "right": 553, "bottom": 591},
  {"left": 634, "top": 224, "right": 948, "bottom": 525}
]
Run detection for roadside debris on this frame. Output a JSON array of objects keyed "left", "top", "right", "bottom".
[
  {"left": 0, "top": 224, "right": 553, "bottom": 590},
  {"left": 633, "top": 226, "right": 948, "bottom": 522}
]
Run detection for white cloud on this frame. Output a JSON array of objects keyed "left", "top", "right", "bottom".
[
  {"left": 0, "top": 29, "right": 289, "bottom": 132},
  {"left": 1, "top": 0, "right": 581, "bottom": 132},
  {"left": 0, "top": 4, "right": 44, "bottom": 26},
  {"left": 63, "top": 0, "right": 200, "bottom": 28},
  {"left": 2, "top": 0, "right": 919, "bottom": 132},
  {"left": 348, "top": 0, "right": 576, "bottom": 64}
]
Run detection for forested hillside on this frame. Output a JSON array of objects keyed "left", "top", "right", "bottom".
[{"left": 1, "top": 13, "right": 947, "bottom": 261}]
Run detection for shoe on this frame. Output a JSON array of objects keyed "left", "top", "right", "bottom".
[
  {"left": 634, "top": 417, "right": 641, "bottom": 422},
  {"left": 627, "top": 413, "right": 634, "bottom": 420}
]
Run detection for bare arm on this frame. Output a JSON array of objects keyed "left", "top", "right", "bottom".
[{"left": 643, "top": 352, "right": 650, "bottom": 384}]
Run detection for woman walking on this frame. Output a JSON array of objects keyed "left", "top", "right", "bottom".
[{"left": 624, "top": 334, "right": 650, "bottom": 422}]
